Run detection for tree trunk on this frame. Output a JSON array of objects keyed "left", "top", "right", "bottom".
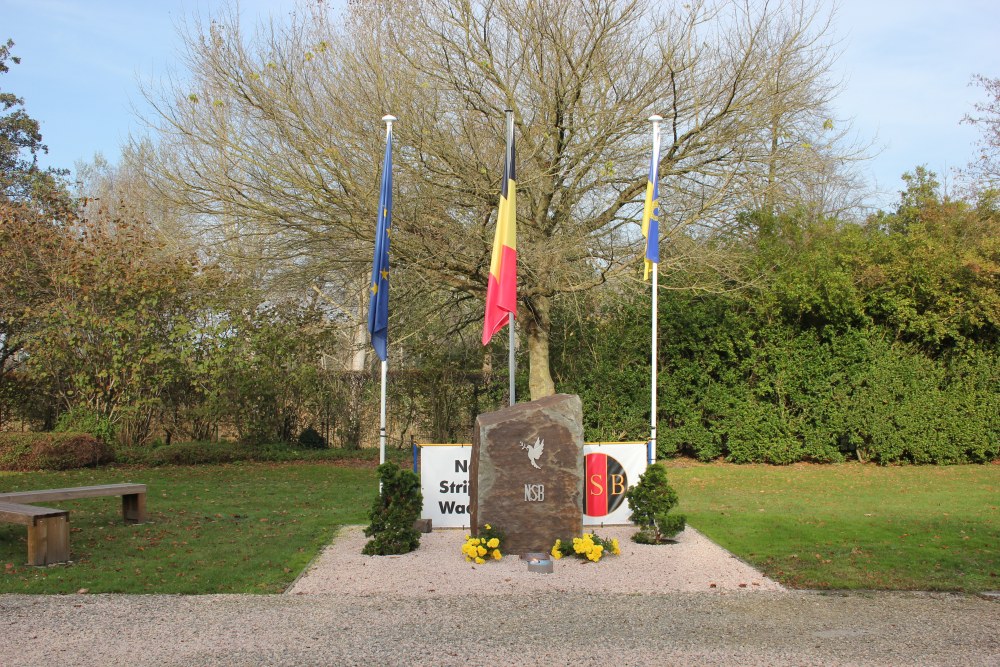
[
  {"left": 523, "top": 295, "right": 556, "bottom": 400},
  {"left": 349, "top": 287, "right": 368, "bottom": 371}
]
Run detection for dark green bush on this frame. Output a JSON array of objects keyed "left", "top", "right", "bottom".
[
  {"left": 143, "top": 441, "right": 246, "bottom": 466},
  {"left": 363, "top": 462, "right": 423, "bottom": 555},
  {"left": 552, "top": 281, "right": 999, "bottom": 465},
  {"left": 298, "top": 426, "right": 327, "bottom": 449},
  {"left": 0, "top": 432, "right": 113, "bottom": 471},
  {"left": 625, "top": 463, "right": 686, "bottom": 544}
]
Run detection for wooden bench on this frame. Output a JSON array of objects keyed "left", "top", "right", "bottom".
[
  {"left": 0, "top": 483, "right": 147, "bottom": 524},
  {"left": 0, "top": 484, "right": 147, "bottom": 565},
  {"left": 0, "top": 501, "right": 70, "bottom": 566}
]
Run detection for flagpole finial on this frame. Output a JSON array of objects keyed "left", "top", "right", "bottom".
[
  {"left": 382, "top": 115, "right": 397, "bottom": 123},
  {"left": 648, "top": 114, "right": 663, "bottom": 123}
]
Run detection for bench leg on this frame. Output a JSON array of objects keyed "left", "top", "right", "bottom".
[
  {"left": 122, "top": 493, "right": 147, "bottom": 524},
  {"left": 27, "top": 516, "right": 70, "bottom": 566}
]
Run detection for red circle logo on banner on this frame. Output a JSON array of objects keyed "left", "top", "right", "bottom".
[{"left": 584, "top": 452, "right": 628, "bottom": 517}]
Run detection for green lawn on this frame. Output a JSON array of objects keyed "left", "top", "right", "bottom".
[
  {"left": 665, "top": 461, "right": 1000, "bottom": 592},
  {"left": 1, "top": 459, "right": 997, "bottom": 594},
  {"left": 0, "top": 462, "right": 375, "bottom": 594}
]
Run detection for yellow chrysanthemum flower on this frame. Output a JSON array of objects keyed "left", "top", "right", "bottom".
[
  {"left": 477, "top": 546, "right": 487, "bottom": 557},
  {"left": 475, "top": 557, "right": 485, "bottom": 565},
  {"left": 487, "top": 538, "right": 499, "bottom": 549},
  {"left": 611, "top": 538, "right": 621, "bottom": 555},
  {"left": 492, "top": 549, "right": 501, "bottom": 560},
  {"left": 484, "top": 524, "right": 491, "bottom": 530}
]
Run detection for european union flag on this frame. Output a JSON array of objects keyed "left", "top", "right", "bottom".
[{"left": 367, "top": 123, "right": 393, "bottom": 361}]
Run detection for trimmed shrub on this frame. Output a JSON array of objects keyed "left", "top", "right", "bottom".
[
  {"left": 143, "top": 441, "right": 246, "bottom": 466},
  {"left": 363, "top": 462, "right": 423, "bottom": 555},
  {"left": 0, "top": 432, "right": 113, "bottom": 471},
  {"left": 626, "top": 463, "right": 686, "bottom": 544}
]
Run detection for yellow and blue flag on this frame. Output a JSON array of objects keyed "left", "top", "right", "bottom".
[
  {"left": 641, "top": 127, "right": 660, "bottom": 281},
  {"left": 368, "top": 125, "right": 393, "bottom": 361}
]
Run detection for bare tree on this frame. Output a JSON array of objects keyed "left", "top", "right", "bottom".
[
  {"left": 961, "top": 73, "right": 1000, "bottom": 193},
  {"left": 141, "top": 0, "right": 861, "bottom": 399}
]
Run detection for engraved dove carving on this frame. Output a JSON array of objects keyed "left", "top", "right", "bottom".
[{"left": 520, "top": 437, "right": 544, "bottom": 469}]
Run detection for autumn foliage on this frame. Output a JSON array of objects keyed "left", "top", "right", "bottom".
[{"left": 0, "top": 432, "right": 112, "bottom": 471}]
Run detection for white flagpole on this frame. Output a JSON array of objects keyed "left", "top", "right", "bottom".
[
  {"left": 505, "top": 109, "right": 516, "bottom": 407},
  {"left": 650, "top": 258, "right": 658, "bottom": 465},
  {"left": 648, "top": 114, "right": 662, "bottom": 466},
  {"left": 380, "top": 357, "right": 387, "bottom": 467},
  {"left": 379, "top": 114, "right": 395, "bottom": 468}
]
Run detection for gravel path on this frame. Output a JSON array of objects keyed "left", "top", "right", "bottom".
[
  {"left": 2, "top": 590, "right": 997, "bottom": 665},
  {"left": 1, "top": 526, "right": 997, "bottom": 666},
  {"left": 288, "top": 525, "right": 784, "bottom": 595}
]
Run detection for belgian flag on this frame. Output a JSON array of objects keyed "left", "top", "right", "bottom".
[{"left": 482, "top": 112, "right": 517, "bottom": 345}]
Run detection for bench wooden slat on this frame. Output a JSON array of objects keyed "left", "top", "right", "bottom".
[
  {"left": 0, "top": 484, "right": 148, "bottom": 565},
  {"left": 0, "top": 501, "right": 69, "bottom": 525},
  {"left": 0, "top": 483, "right": 146, "bottom": 504}
]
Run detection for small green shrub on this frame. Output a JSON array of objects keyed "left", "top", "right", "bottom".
[
  {"left": 0, "top": 432, "right": 113, "bottom": 471},
  {"left": 298, "top": 426, "right": 327, "bottom": 449},
  {"left": 54, "top": 406, "right": 116, "bottom": 445},
  {"left": 362, "top": 462, "right": 423, "bottom": 555},
  {"left": 626, "top": 463, "right": 686, "bottom": 544}
]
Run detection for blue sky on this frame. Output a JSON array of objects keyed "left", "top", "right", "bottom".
[{"left": 3, "top": 0, "right": 998, "bottom": 210}]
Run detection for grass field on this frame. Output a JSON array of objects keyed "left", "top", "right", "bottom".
[
  {"left": 1, "top": 458, "right": 997, "bottom": 594},
  {"left": 665, "top": 461, "right": 999, "bottom": 592},
  {"left": 0, "top": 461, "right": 375, "bottom": 594}
]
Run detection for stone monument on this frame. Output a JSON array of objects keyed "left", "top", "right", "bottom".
[{"left": 470, "top": 393, "right": 584, "bottom": 554}]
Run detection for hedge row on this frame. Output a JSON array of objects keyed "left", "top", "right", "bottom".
[
  {"left": 0, "top": 432, "right": 113, "bottom": 471},
  {"left": 553, "top": 293, "right": 1000, "bottom": 465},
  {"left": 0, "top": 435, "right": 395, "bottom": 471}
]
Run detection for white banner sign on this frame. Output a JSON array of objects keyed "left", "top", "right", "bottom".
[
  {"left": 419, "top": 445, "right": 473, "bottom": 528},
  {"left": 418, "top": 443, "right": 648, "bottom": 528}
]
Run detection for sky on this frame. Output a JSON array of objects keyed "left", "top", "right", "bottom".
[{"left": 2, "top": 0, "right": 998, "bottom": 210}]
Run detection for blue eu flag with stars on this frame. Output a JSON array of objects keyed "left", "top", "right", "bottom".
[{"left": 367, "top": 126, "right": 393, "bottom": 361}]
